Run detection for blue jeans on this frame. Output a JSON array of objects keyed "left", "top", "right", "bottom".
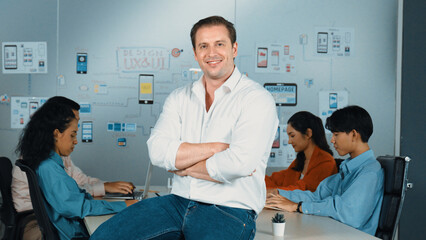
[{"left": 90, "top": 194, "right": 257, "bottom": 240}]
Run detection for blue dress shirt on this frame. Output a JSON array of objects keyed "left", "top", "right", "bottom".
[
  {"left": 278, "top": 150, "right": 384, "bottom": 235},
  {"left": 36, "top": 152, "right": 126, "bottom": 240}
]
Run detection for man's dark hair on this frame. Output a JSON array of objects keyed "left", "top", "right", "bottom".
[
  {"left": 46, "top": 96, "right": 80, "bottom": 110},
  {"left": 325, "top": 105, "right": 373, "bottom": 142},
  {"left": 190, "top": 15, "right": 236, "bottom": 49},
  {"left": 288, "top": 111, "right": 333, "bottom": 172}
]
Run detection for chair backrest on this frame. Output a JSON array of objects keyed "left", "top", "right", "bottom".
[
  {"left": 375, "top": 156, "right": 410, "bottom": 240},
  {"left": 0, "top": 157, "right": 18, "bottom": 239},
  {"left": 15, "top": 159, "right": 60, "bottom": 240}
]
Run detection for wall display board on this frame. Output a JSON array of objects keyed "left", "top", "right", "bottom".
[
  {"left": 255, "top": 43, "right": 296, "bottom": 73},
  {"left": 268, "top": 124, "right": 296, "bottom": 168},
  {"left": 10, "top": 97, "right": 47, "bottom": 128},
  {"left": 2, "top": 42, "right": 47, "bottom": 73},
  {"left": 314, "top": 27, "right": 355, "bottom": 57}
]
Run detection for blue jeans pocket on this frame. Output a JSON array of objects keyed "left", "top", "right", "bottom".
[{"left": 212, "top": 205, "right": 256, "bottom": 240}]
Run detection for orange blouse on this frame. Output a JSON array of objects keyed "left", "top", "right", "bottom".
[{"left": 265, "top": 146, "right": 337, "bottom": 191}]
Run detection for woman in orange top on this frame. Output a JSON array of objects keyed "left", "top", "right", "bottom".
[{"left": 266, "top": 111, "right": 337, "bottom": 192}]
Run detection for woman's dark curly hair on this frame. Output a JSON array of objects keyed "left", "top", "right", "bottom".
[
  {"left": 15, "top": 99, "right": 77, "bottom": 169},
  {"left": 288, "top": 111, "right": 333, "bottom": 172}
]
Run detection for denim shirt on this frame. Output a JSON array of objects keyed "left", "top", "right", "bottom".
[
  {"left": 36, "top": 152, "right": 126, "bottom": 240},
  {"left": 278, "top": 150, "right": 384, "bottom": 235}
]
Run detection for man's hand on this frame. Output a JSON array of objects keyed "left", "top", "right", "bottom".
[
  {"left": 104, "top": 181, "right": 135, "bottom": 194},
  {"left": 265, "top": 193, "right": 298, "bottom": 212}
]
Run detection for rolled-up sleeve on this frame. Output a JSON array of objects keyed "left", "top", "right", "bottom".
[
  {"left": 206, "top": 90, "right": 278, "bottom": 183},
  {"left": 147, "top": 90, "right": 183, "bottom": 171}
]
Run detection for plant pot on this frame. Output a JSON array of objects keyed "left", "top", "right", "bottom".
[{"left": 272, "top": 222, "right": 286, "bottom": 237}]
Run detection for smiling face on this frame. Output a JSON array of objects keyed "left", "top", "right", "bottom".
[
  {"left": 193, "top": 25, "right": 238, "bottom": 83},
  {"left": 54, "top": 118, "right": 78, "bottom": 156},
  {"left": 286, "top": 124, "right": 311, "bottom": 153}
]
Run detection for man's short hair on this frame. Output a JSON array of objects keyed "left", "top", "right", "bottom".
[
  {"left": 325, "top": 105, "right": 373, "bottom": 142},
  {"left": 190, "top": 15, "right": 236, "bottom": 49},
  {"left": 46, "top": 96, "right": 80, "bottom": 111}
]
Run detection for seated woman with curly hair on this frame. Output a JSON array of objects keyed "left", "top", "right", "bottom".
[{"left": 15, "top": 97, "right": 137, "bottom": 240}]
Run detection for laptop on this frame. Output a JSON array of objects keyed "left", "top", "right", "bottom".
[{"left": 103, "top": 161, "right": 153, "bottom": 201}]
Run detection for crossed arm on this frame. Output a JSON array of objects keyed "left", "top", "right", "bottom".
[
  {"left": 148, "top": 87, "right": 278, "bottom": 183},
  {"left": 170, "top": 142, "right": 229, "bottom": 182}
]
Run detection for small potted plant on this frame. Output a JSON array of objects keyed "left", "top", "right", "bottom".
[{"left": 271, "top": 212, "right": 286, "bottom": 237}]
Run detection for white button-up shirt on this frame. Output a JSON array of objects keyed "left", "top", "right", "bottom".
[{"left": 147, "top": 67, "right": 278, "bottom": 213}]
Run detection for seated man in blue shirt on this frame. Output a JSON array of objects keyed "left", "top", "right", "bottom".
[{"left": 266, "top": 105, "right": 384, "bottom": 235}]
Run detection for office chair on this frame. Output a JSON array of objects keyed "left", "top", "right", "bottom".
[
  {"left": 0, "top": 157, "right": 33, "bottom": 240},
  {"left": 15, "top": 159, "right": 61, "bottom": 240},
  {"left": 15, "top": 160, "right": 89, "bottom": 240},
  {"left": 375, "top": 156, "right": 411, "bottom": 240}
]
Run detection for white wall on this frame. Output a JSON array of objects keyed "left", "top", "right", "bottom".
[
  {"left": 0, "top": 0, "right": 398, "bottom": 185},
  {"left": 0, "top": 0, "right": 58, "bottom": 159}
]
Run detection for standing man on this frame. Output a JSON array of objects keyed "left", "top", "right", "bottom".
[{"left": 91, "top": 16, "right": 278, "bottom": 239}]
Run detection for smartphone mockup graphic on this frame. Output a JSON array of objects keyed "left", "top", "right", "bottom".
[
  {"left": 329, "top": 93, "right": 338, "bottom": 109},
  {"left": 81, "top": 121, "right": 93, "bottom": 142},
  {"left": 317, "top": 32, "right": 329, "bottom": 53},
  {"left": 4, "top": 45, "right": 18, "bottom": 69},
  {"left": 76, "top": 53, "right": 87, "bottom": 74},
  {"left": 139, "top": 74, "right": 154, "bottom": 104},
  {"left": 257, "top": 47, "right": 268, "bottom": 68},
  {"left": 271, "top": 50, "right": 279, "bottom": 66},
  {"left": 23, "top": 48, "right": 33, "bottom": 66},
  {"left": 29, "top": 102, "right": 39, "bottom": 117}
]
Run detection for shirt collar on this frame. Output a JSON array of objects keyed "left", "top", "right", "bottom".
[
  {"left": 339, "top": 149, "right": 375, "bottom": 177},
  {"left": 49, "top": 151, "right": 65, "bottom": 168},
  {"left": 221, "top": 66, "right": 241, "bottom": 92},
  {"left": 192, "top": 66, "right": 242, "bottom": 95}
]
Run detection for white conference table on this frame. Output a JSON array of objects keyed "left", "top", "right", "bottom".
[{"left": 84, "top": 186, "right": 379, "bottom": 240}]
